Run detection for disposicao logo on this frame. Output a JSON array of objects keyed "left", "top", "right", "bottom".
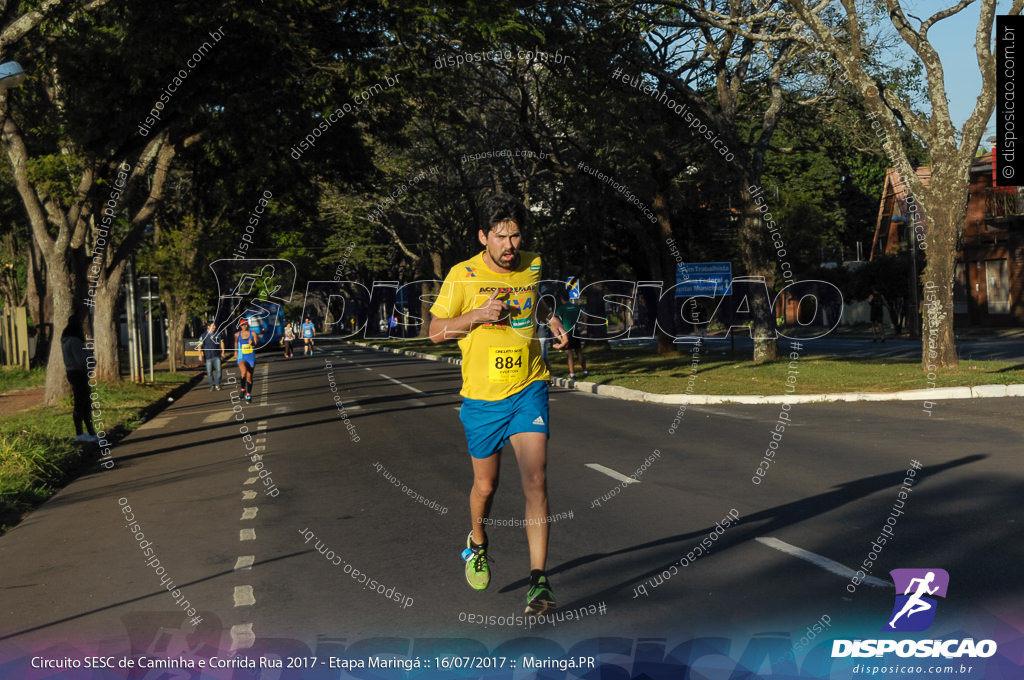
[
  {"left": 832, "top": 568, "right": 997, "bottom": 659},
  {"left": 883, "top": 568, "right": 948, "bottom": 632}
]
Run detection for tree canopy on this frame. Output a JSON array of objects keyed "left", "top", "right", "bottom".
[{"left": 0, "top": 0, "right": 1002, "bottom": 392}]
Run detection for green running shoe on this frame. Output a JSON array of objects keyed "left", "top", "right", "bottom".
[
  {"left": 461, "top": 532, "right": 491, "bottom": 590},
  {"left": 524, "top": 575, "right": 556, "bottom": 614}
]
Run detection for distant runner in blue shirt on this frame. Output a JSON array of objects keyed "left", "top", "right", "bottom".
[{"left": 301, "top": 317, "right": 316, "bottom": 356}]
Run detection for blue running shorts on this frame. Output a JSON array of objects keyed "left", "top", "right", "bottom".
[{"left": 459, "top": 380, "right": 550, "bottom": 459}]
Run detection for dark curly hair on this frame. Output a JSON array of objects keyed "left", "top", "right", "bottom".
[{"left": 478, "top": 193, "right": 528, "bottom": 236}]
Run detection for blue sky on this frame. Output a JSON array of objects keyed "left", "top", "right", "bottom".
[{"left": 926, "top": 0, "right": 1008, "bottom": 147}]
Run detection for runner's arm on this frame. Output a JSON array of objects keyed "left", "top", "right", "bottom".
[
  {"left": 538, "top": 298, "right": 569, "bottom": 349},
  {"left": 429, "top": 290, "right": 506, "bottom": 343},
  {"left": 548, "top": 314, "right": 569, "bottom": 350}
]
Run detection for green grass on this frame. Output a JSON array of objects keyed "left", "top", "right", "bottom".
[
  {"left": 0, "top": 365, "right": 46, "bottom": 392},
  {"left": 0, "top": 371, "right": 194, "bottom": 533},
  {"left": 370, "top": 338, "right": 1024, "bottom": 395}
]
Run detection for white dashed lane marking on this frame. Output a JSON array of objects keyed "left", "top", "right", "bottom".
[
  {"left": 376, "top": 373, "right": 428, "bottom": 407},
  {"left": 233, "top": 405, "right": 267, "bottom": 654},
  {"left": 379, "top": 373, "right": 424, "bottom": 393},
  {"left": 585, "top": 463, "right": 641, "bottom": 485},
  {"left": 755, "top": 537, "right": 890, "bottom": 588}
]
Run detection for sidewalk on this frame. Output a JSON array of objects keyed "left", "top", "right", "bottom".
[
  {"left": 0, "top": 363, "right": 258, "bottom": 652},
  {"left": 354, "top": 342, "right": 1024, "bottom": 405}
]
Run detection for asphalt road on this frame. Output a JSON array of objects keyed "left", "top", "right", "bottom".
[{"left": 0, "top": 344, "right": 1021, "bottom": 676}]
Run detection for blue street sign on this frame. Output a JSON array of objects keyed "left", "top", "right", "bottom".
[{"left": 674, "top": 262, "right": 732, "bottom": 296}]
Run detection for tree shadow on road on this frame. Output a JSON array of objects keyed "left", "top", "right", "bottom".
[{"left": 502, "top": 455, "right": 986, "bottom": 609}]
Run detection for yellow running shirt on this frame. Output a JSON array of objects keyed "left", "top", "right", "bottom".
[{"left": 430, "top": 251, "right": 549, "bottom": 401}]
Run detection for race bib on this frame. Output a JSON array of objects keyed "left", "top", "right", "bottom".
[
  {"left": 241, "top": 344, "right": 253, "bottom": 353},
  {"left": 489, "top": 347, "right": 526, "bottom": 383}
]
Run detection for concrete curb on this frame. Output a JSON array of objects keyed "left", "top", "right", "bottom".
[{"left": 353, "top": 342, "right": 1024, "bottom": 405}]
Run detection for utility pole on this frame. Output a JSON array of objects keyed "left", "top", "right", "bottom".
[
  {"left": 140, "top": 275, "right": 158, "bottom": 383},
  {"left": 125, "top": 259, "right": 141, "bottom": 382}
]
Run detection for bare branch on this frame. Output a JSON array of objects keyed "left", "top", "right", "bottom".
[
  {"left": 963, "top": 0, "right": 1024, "bottom": 165},
  {"left": 0, "top": 110, "right": 58, "bottom": 259},
  {"left": 373, "top": 219, "right": 420, "bottom": 262},
  {"left": 0, "top": 0, "right": 112, "bottom": 56},
  {"left": 920, "top": 0, "right": 976, "bottom": 34}
]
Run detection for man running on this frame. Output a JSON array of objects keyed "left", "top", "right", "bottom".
[
  {"left": 301, "top": 316, "right": 316, "bottom": 355},
  {"left": 429, "top": 193, "right": 567, "bottom": 615},
  {"left": 889, "top": 571, "right": 940, "bottom": 628},
  {"left": 233, "top": 318, "right": 260, "bottom": 403}
]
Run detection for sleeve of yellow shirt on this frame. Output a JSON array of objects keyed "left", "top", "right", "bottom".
[{"left": 429, "top": 268, "right": 465, "bottom": 319}]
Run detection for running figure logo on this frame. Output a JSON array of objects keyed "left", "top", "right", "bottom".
[
  {"left": 883, "top": 568, "right": 950, "bottom": 632},
  {"left": 208, "top": 258, "right": 296, "bottom": 348}
]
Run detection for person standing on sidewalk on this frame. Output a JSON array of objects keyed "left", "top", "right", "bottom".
[
  {"left": 555, "top": 293, "right": 588, "bottom": 380},
  {"left": 61, "top": 315, "right": 98, "bottom": 443},
  {"left": 869, "top": 287, "right": 888, "bottom": 343},
  {"left": 428, "top": 193, "right": 568, "bottom": 615},
  {"left": 282, "top": 322, "right": 295, "bottom": 358},
  {"left": 198, "top": 321, "right": 226, "bottom": 390}
]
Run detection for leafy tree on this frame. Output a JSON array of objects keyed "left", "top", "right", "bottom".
[{"left": 690, "top": 0, "right": 1019, "bottom": 370}]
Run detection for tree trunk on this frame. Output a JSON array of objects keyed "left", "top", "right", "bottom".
[
  {"left": 92, "top": 260, "right": 127, "bottom": 382},
  {"left": 44, "top": 263, "right": 74, "bottom": 406},
  {"left": 166, "top": 301, "right": 188, "bottom": 373},
  {"left": 739, "top": 183, "right": 778, "bottom": 363},
  {"left": 420, "top": 251, "right": 444, "bottom": 338},
  {"left": 920, "top": 164, "right": 965, "bottom": 371},
  {"left": 653, "top": 190, "right": 677, "bottom": 355}
]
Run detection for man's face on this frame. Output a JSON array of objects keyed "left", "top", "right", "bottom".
[
  {"left": 207, "top": 323, "right": 216, "bottom": 333},
  {"left": 479, "top": 219, "right": 522, "bottom": 271}
]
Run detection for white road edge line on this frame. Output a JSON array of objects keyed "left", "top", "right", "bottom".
[
  {"left": 233, "top": 585, "right": 256, "bottom": 607},
  {"left": 585, "top": 463, "right": 640, "bottom": 485},
  {"left": 379, "top": 373, "right": 424, "bottom": 393},
  {"left": 755, "top": 537, "right": 891, "bottom": 588},
  {"left": 230, "top": 623, "right": 255, "bottom": 651}
]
